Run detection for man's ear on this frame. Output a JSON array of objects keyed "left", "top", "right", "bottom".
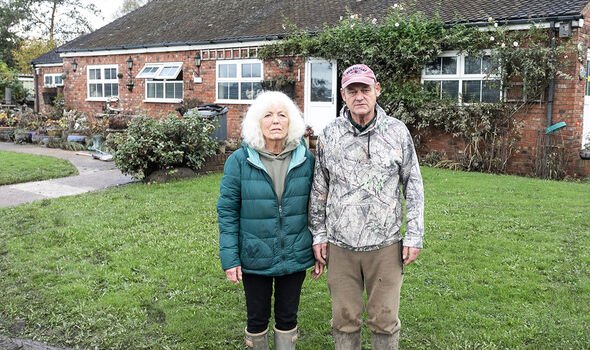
[{"left": 375, "top": 82, "right": 382, "bottom": 97}]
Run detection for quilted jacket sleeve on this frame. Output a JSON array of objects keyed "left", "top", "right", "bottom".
[{"left": 217, "top": 153, "right": 242, "bottom": 270}]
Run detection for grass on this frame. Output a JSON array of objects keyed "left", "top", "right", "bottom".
[
  {"left": 0, "top": 150, "right": 78, "bottom": 185},
  {"left": 0, "top": 168, "right": 589, "bottom": 349}
]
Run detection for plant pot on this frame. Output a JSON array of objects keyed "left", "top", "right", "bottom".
[{"left": 580, "top": 149, "right": 590, "bottom": 160}]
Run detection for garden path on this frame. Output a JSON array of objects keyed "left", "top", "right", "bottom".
[{"left": 0, "top": 142, "right": 134, "bottom": 208}]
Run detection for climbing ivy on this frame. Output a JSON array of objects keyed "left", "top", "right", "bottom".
[{"left": 260, "top": 7, "right": 572, "bottom": 174}]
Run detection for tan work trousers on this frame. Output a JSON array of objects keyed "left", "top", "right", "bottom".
[{"left": 327, "top": 242, "right": 403, "bottom": 335}]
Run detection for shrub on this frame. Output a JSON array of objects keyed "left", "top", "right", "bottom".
[{"left": 113, "top": 111, "right": 218, "bottom": 180}]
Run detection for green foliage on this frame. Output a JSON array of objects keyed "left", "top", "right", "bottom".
[
  {"left": 260, "top": 9, "right": 571, "bottom": 175},
  {"left": 0, "top": 61, "right": 28, "bottom": 103},
  {"left": 11, "top": 38, "right": 56, "bottom": 74},
  {"left": 113, "top": 111, "right": 218, "bottom": 180}
]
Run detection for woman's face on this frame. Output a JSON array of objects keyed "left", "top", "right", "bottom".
[{"left": 260, "top": 104, "right": 290, "bottom": 145}]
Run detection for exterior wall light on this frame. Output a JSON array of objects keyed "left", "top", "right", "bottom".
[
  {"left": 126, "top": 56, "right": 133, "bottom": 71},
  {"left": 72, "top": 59, "right": 78, "bottom": 72},
  {"left": 194, "top": 52, "right": 203, "bottom": 83}
]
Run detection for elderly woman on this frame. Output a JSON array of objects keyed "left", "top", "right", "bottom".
[{"left": 217, "top": 91, "right": 316, "bottom": 350}]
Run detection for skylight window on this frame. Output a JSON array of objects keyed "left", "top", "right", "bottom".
[{"left": 136, "top": 62, "right": 183, "bottom": 79}]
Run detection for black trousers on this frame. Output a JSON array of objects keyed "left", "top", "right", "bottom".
[{"left": 242, "top": 270, "right": 306, "bottom": 333}]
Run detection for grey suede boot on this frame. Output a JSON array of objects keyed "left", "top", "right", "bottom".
[
  {"left": 245, "top": 327, "right": 269, "bottom": 350},
  {"left": 371, "top": 331, "right": 400, "bottom": 350},
  {"left": 332, "top": 329, "right": 361, "bottom": 350},
  {"left": 273, "top": 326, "right": 297, "bottom": 350}
]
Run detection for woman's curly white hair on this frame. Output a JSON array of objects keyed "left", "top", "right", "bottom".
[{"left": 241, "top": 91, "right": 306, "bottom": 150}]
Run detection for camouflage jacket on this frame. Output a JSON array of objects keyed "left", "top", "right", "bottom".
[{"left": 308, "top": 104, "right": 424, "bottom": 251}]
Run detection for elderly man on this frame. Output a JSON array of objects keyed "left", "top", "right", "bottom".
[{"left": 309, "top": 64, "right": 424, "bottom": 349}]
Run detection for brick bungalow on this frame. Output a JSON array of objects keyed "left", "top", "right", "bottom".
[{"left": 31, "top": 0, "right": 590, "bottom": 177}]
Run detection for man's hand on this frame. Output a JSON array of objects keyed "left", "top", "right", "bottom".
[
  {"left": 311, "top": 260, "right": 324, "bottom": 279},
  {"left": 225, "top": 266, "right": 242, "bottom": 284},
  {"left": 402, "top": 246, "right": 421, "bottom": 265},
  {"left": 313, "top": 243, "right": 328, "bottom": 265}
]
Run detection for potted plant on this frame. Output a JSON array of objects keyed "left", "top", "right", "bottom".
[
  {"left": 0, "top": 110, "right": 17, "bottom": 141},
  {"left": 304, "top": 125, "right": 317, "bottom": 149}
]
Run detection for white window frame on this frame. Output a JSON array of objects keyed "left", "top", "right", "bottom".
[
  {"left": 137, "top": 62, "right": 184, "bottom": 103},
  {"left": 216, "top": 59, "right": 263, "bottom": 104},
  {"left": 136, "top": 62, "right": 183, "bottom": 79},
  {"left": 44, "top": 73, "right": 63, "bottom": 88},
  {"left": 86, "top": 65, "right": 119, "bottom": 101},
  {"left": 421, "top": 50, "right": 501, "bottom": 104}
]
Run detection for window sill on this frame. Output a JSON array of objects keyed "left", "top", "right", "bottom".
[
  {"left": 215, "top": 99, "right": 253, "bottom": 105},
  {"left": 143, "top": 98, "right": 183, "bottom": 104},
  {"left": 86, "top": 97, "right": 115, "bottom": 102}
]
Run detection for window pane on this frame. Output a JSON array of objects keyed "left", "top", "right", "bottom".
[
  {"left": 104, "top": 68, "right": 116, "bottom": 80},
  {"left": 155, "top": 82, "right": 164, "bottom": 98},
  {"left": 441, "top": 57, "right": 457, "bottom": 74},
  {"left": 423, "top": 80, "right": 441, "bottom": 96},
  {"left": 89, "top": 69, "right": 101, "bottom": 80},
  {"left": 105, "top": 83, "right": 118, "bottom": 97},
  {"left": 482, "top": 80, "right": 501, "bottom": 102},
  {"left": 241, "top": 82, "right": 255, "bottom": 99},
  {"left": 218, "top": 83, "right": 229, "bottom": 99},
  {"left": 424, "top": 59, "right": 440, "bottom": 75},
  {"left": 165, "top": 82, "right": 175, "bottom": 98},
  {"left": 174, "top": 82, "right": 183, "bottom": 99},
  {"left": 45, "top": 76, "right": 52, "bottom": 85},
  {"left": 311, "top": 61, "right": 333, "bottom": 102},
  {"left": 463, "top": 80, "right": 481, "bottom": 103},
  {"left": 441, "top": 80, "right": 459, "bottom": 100},
  {"left": 55, "top": 75, "right": 63, "bottom": 85},
  {"left": 229, "top": 82, "right": 238, "bottom": 99},
  {"left": 482, "top": 56, "right": 492, "bottom": 74},
  {"left": 89, "top": 84, "right": 103, "bottom": 97},
  {"left": 464, "top": 56, "right": 481, "bottom": 74},
  {"left": 160, "top": 65, "right": 180, "bottom": 78},
  {"left": 251, "top": 63, "right": 261, "bottom": 78},
  {"left": 147, "top": 82, "right": 156, "bottom": 98},
  {"left": 219, "top": 64, "right": 237, "bottom": 78},
  {"left": 242, "top": 63, "right": 253, "bottom": 78},
  {"left": 218, "top": 82, "right": 238, "bottom": 99}
]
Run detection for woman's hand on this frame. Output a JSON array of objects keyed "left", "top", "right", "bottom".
[{"left": 225, "top": 266, "right": 242, "bottom": 284}]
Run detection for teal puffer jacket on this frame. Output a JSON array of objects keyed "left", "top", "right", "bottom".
[{"left": 217, "top": 143, "right": 315, "bottom": 276}]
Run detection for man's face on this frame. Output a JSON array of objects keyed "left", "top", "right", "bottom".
[{"left": 341, "top": 82, "right": 381, "bottom": 121}]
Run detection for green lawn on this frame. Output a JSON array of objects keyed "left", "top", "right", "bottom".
[
  {"left": 0, "top": 150, "right": 78, "bottom": 185},
  {"left": 0, "top": 168, "right": 588, "bottom": 349}
]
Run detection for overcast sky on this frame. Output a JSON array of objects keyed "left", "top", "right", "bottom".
[{"left": 88, "top": 0, "right": 120, "bottom": 30}]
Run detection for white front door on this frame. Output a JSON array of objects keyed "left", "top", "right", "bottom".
[
  {"left": 304, "top": 58, "right": 337, "bottom": 134},
  {"left": 584, "top": 51, "right": 590, "bottom": 148}
]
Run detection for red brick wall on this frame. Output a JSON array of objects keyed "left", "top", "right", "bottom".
[
  {"left": 417, "top": 23, "right": 590, "bottom": 178},
  {"left": 36, "top": 52, "right": 308, "bottom": 142},
  {"left": 34, "top": 32, "right": 590, "bottom": 177},
  {"left": 34, "top": 66, "right": 64, "bottom": 114}
]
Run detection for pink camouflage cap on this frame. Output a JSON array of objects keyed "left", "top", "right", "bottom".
[{"left": 341, "top": 64, "right": 377, "bottom": 88}]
